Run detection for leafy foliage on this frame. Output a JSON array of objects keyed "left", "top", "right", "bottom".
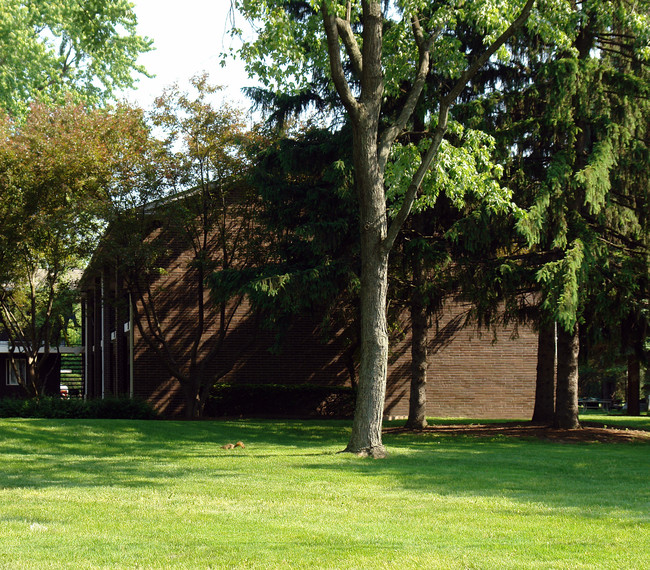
[
  {"left": 0, "top": 396, "right": 159, "bottom": 419},
  {"left": 101, "top": 76, "right": 266, "bottom": 418},
  {"left": 0, "top": 100, "right": 154, "bottom": 396},
  {"left": 0, "top": 0, "right": 152, "bottom": 116}
]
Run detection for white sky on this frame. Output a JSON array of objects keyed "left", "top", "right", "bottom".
[{"left": 120, "top": 0, "right": 256, "bottom": 111}]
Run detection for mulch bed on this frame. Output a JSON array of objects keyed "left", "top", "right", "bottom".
[{"left": 384, "top": 422, "right": 650, "bottom": 444}]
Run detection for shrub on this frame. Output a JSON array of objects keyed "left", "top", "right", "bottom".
[
  {"left": 0, "top": 397, "right": 158, "bottom": 419},
  {"left": 0, "top": 398, "right": 25, "bottom": 418},
  {"left": 85, "top": 397, "right": 159, "bottom": 419},
  {"left": 206, "top": 383, "right": 355, "bottom": 418}
]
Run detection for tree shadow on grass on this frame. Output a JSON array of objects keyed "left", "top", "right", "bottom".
[
  {"left": 302, "top": 433, "right": 650, "bottom": 521},
  {"left": 0, "top": 418, "right": 351, "bottom": 490},
  {"left": 2, "top": 417, "right": 648, "bottom": 525}
]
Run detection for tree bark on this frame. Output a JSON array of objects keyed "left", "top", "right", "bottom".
[
  {"left": 182, "top": 380, "right": 201, "bottom": 419},
  {"left": 345, "top": 244, "right": 389, "bottom": 457},
  {"left": 554, "top": 323, "right": 580, "bottom": 429},
  {"left": 26, "top": 356, "right": 40, "bottom": 398},
  {"left": 344, "top": 119, "right": 390, "bottom": 458},
  {"left": 532, "top": 322, "right": 556, "bottom": 424}
]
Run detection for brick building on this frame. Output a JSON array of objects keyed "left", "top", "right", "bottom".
[{"left": 80, "top": 210, "right": 538, "bottom": 419}]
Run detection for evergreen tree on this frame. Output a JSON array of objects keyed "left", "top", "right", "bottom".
[
  {"left": 443, "top": 0, "right": 650, "bottom": 425},
  {"left": 208, "top": 126, "right": 361, "bottom": 383},
  {"left": 508, "top": 1, "right": 650, "bottom": 426}
]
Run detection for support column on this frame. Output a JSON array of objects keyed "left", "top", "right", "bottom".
[{"left": 92, "top": 277, "right": 102, "bottom": 399}]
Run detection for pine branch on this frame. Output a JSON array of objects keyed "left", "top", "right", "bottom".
[{"left": 585, "top": 218, "right": 647, "bottom": 254}]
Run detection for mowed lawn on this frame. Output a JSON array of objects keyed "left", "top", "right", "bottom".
[{"left": 0, "top": 418, "right": 648, "bottom": 569}]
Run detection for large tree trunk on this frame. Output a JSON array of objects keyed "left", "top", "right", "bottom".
[
  {"left": 532, "top": 322, "right": 556, "bottom": 424},
  {"left": 341, "top": 2, "right": 390, "bottom": 457},
  {"left": 344, "top": 113, "right": 390, "bottom": 458},
  {"left": 406, "top": 242, "right": 428, "bottom": 429},
  {"left": 554, "top": 323, "right": 580, "bottom": 429},
  {"left": 345, "top": 245, "right": 389, "bottom": 457}
]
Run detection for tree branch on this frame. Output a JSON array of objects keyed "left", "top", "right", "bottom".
[
  {"left": 444, "top": 0, "right": 536, "bottom": 106},
  {"left": 359, "top": 0, "right": 384, "bottom": 113},
  {"left": 336, "top": 12, "right": 363, "bottom": 79},
  {"left": 0, "top": 294, "right": 28, "bottom": 352},
  {"left": 383, "top": 0, "right": 536, "bottom": 252},
  {"left": 384, "top": 102, "right": 451, "bottom": 251},
  {"left": 378, "top": 18, "right": 442, "bottom": 171},
  {"left": 321, "top": 1, "right": 360, "bottom": 119}
]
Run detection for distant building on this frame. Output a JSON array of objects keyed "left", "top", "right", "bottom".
[{"left": 0, "top": 339, "right": 64, "bottom": 398}]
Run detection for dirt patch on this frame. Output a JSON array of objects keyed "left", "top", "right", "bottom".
[{"left": 384, "top": 422, "right": 650, "bottom": 444}]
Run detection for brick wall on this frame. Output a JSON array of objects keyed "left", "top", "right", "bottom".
[
  {"left": 385, "top": 300, "right": 537, "bottom": 419},
  {"left": 130, "top": 280, "right": 538, "bottom": 420},
  {"left": 85, "top": 210, "right": 538, "bottom": 420}
]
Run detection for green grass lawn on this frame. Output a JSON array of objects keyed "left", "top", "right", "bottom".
[
  {"left": 0, "top": 418, "right": 648, "bottom": 569},
  {"left": 579, "top": 410, "right": 650, "bottom": 430}
]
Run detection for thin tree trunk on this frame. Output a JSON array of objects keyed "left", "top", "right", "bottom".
[
  {"left": 622, "top": 310, "right": 643, "bottom": 416},
  {"left": 554, "top": 323, "right": 580, "bottom": 429},
  {"left": 27, "top": 355, "right": 41, "bottom": 399},
  {"left": 626, "top": 352, "right": 641, "bottom": 416},
  {"left": 182, "top": 380, "right": 201, "bottom": 419},
  {"left": 532, "top": 322, "right": 556, "bottom": 424},
  {"left": 406, "top": 239, "right": 428, "bottom": 429}
]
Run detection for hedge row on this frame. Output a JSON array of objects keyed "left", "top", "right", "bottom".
[
  {"left": 0, "top": 396, "right": 159, "bottom": 419},
  {"left": 206, "top": 383, "right": 356, "bottom": 418},
  {"left": 0, "top": 384, "right": 355, "bottom": 420}
]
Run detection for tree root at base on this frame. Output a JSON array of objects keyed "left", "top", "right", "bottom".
[{"left": 341, "top": 445, "right": 388, "bottom": 459}]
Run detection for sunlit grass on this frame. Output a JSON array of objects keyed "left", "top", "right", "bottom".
[
  {"left": 0, "top": 418, "right": 648, "bottom": 569},
  {"left": 579, "top": 410, "right": 650, "bottom": 430}
]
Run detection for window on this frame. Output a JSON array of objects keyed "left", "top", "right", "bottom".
[{"left": 6, "top": 358, "right": 26, "bottom": 386}]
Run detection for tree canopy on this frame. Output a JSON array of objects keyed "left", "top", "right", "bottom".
[
  {"left": 0, "top": 0, "right": 152, "bottom": 116},
  {"left": 0, "top": 100, "right": 154, "bottom": 396},
  {"left": 229, "top": 0, "right": 650, "bottom": 441}
]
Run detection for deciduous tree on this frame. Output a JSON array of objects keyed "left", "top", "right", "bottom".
[
  {"left": 0, "top": 0, "right": 151, "bottom": 116},
  {"left": 233, "top": 0, "right": 536, "bottom": 455},
  {"left": 0, "top": 100, "right": 152, "bottom": 397},
  {"left": 102, "top": 76, "right": 265, "bottom": 418}
]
